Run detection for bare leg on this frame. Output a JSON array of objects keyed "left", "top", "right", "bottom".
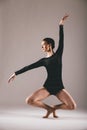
[
  {"left": 54, "top": 89, "right": 76, "bottom": 111},
  {"left": 26, "top": 87, "right": 54, "bottom": 118}
]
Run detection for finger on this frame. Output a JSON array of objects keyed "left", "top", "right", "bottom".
[
  {"left": 8, "top": 77, "right": 13, "bottom": 83},
  {"left": 62, "top": 14, "right": 69, "bottom": 20},
  {"left": 8, "top": 79, "right": 11, "bottom": 83},
  {"left": 12, "top": 77, "right": 14, "bottom": 81}
]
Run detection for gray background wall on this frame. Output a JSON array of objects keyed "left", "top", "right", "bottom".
[{"left": 0, "top": 0, "right": 87, "bottom": 109}]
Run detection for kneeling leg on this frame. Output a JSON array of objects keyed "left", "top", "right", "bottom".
[
  {"left": 54, "top": 89, "right": 76, "bottom": 110},
  {"left": 26, "top": 87, "right": 54, "bottom": 118}
]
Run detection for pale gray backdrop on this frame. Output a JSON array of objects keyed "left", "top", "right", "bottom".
[{"left": 0, "top": 0, "right": 87, "bottom": 109}]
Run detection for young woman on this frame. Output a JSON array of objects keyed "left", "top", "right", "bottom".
[{"left": 8, "top": 15, "right": 76, "bottom": 118}]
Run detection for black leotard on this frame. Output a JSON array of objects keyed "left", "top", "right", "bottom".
[{"left": 15, "top": 25, "right": 64, "bottom": 95}]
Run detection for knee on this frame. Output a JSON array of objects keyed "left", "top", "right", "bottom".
[
  {"left": 25, "top": 97, "right": 35, "bottom": 105},
  {"left": 72, "top": 102, "right": 77, "bottom": 110},
  {"left": 68, "top": 102, "right": 77, "bottom": 110}
]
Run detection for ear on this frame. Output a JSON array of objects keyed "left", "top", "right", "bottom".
[{"left": 49, "top": 44, "right": 52, "bottom": 50}]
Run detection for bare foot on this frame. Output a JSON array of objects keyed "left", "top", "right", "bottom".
[
  {"left": 43, "top": 108, "right": 53, "bottom": 118},
  {"left": 43, "top": 107, "right": 58, "bottom": 118},
  {"left": 53, "top": 110, "right": 58, "bottom": 118},
  {"left": 52, "top": 105, "right": 58, "bottom": 118}
]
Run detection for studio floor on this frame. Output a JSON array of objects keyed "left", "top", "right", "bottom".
[{"left": 0, "top": 107, "right": 87, "bottom": 130}]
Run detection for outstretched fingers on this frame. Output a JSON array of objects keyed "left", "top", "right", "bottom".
[{"left": 8, "top": 73, "right": 16, "bottom": 83}]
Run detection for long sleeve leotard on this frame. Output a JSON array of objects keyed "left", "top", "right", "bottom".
[{"left": 15, "top": 25, "right": 64, "bottom": 95}]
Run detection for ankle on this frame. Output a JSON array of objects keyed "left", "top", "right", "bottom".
[{"left": 52, "top": 105, "right": 56, "bottom": 110}]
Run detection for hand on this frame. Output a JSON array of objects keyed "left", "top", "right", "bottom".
[
  {"left": 59, "top": 14, "right": 69, "bottom": 25},
  {"left": 8, "top": 73, "right": 16, "bottom": 83},
  {"left": 62, "top": 14, "right": 69, "bottom": 21}
]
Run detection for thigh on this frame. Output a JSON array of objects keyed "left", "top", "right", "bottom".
[
  {"left": 56, "top": 89, "right": 76, "bottom": 106},
  {"left": 27, "top": 87, "right": 50, "bottom": 101}
]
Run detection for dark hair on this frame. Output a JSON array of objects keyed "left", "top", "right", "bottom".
[{"left": 43, "top": 38, "right": 55, "bottom": 49}]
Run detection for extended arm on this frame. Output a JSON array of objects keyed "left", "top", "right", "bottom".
[
  {"left": 15, "top": 59, "right": 44, "bottom": 75},
  {"left": 8, "top": 58, "right": 44, "bottom": 83}
]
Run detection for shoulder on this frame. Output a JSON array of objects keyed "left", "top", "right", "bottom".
[{"left": 37, "top": 58, "right": 45, "bottom": 64}]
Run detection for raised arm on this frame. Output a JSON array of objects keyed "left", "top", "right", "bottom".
[{"left": 56, "top": 15, "right": 69, "bottom": 55}]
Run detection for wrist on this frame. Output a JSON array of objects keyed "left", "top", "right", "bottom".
[
  {"left": 59, "top": 20, "right": 64, "bottom": 25},
  {"left": 14, "top": 73, "right": 16, "bottom": 76}
]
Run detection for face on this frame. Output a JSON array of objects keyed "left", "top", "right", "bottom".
[{"left": 41, "top": 41, "right": 51, "bottom": 52}]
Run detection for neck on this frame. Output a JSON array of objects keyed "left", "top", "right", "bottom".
[{"left": 46, "top": 50, "right": 54, "bottom": 57}]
